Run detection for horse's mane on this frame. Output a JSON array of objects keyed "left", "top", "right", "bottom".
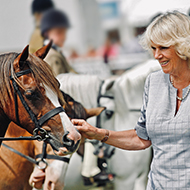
[
  {"left": 0, "top": 52, "right": 17, "bottom": 108},
  {"left": 0, "top": 52, "right": 65, "bottom": 108}
]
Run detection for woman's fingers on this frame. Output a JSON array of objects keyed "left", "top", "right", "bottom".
[
  {"left": 72, "top": 119, "right": 101, "bottom": 140},
  {"left": 71, "top": 119, "right": 85, "bottom": 126},
  {"left": 29, "top": 168, "right": 46, "bottom": 189}
]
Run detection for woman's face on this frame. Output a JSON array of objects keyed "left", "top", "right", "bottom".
[{"left": 151, "top": 42, "right": 187, "bottom": 75}]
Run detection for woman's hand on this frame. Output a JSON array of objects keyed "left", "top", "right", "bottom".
[
  {"left": 29, "top": 167, "right": 45, "bottom": 189},
  {"left": 72, "top": 119, "right": 104, "bottom": 141},
  {"left": 72, "top": 119, "right": 151, "bottom": 150}
]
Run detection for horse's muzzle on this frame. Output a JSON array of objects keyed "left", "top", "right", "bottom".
[
  {"left": 62, "top": 131, "right": 81, "bottom": 153},
  {"left": 47, "top": 130, "right": 81, "bottom": 156}
]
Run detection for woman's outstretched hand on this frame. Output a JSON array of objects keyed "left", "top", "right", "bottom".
[{"left": 72, "top": 119, "right": 104, "bottom": 141}]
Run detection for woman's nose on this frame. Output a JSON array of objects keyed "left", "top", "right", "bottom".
[{"left": 154, "top": 49, "right": 163, "bottom": 59}]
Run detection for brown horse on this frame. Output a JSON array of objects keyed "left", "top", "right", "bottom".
[
  {"left": 0, "top": 92, "right": 104, "bottom": 190},
  {"left": 0, "top": 43, "right": 81, "bottom": 155}
]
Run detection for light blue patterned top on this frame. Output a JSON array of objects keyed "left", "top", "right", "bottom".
[{"left": 135, "top": 70, "right": 190, "bottom": 190}]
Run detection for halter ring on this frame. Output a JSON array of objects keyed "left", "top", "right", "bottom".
[
  {"left": 33, "top": 128, "right": 49, "bottom": 141},
  {"left": 37, "top": 158, "right": 48, "bottom": 170}
]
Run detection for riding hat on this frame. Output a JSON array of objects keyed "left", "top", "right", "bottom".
[
  {"left": 31, "top": 0, "right": 54, "bottom": 14},
  {"left": 41, "top": 8, "right": 71, "bottom": 36}
]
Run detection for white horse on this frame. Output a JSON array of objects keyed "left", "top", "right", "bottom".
[
  {"left": 32, "top": 59, "right": 161, "bottom": 190},
  {"left": 57, "top": 59, "right": 160, "bottom": 190}
]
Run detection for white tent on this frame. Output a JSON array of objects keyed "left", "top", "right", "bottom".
[{"left": 126, "top": 0, "right": 190, "bottom": 27}]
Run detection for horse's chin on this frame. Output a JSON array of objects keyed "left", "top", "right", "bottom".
[
  {"left": 56, "top": 140, "right": 81, "bottom": 156},
  {"left": 55, "top": 147, "right": 72, "bottom": 156}
]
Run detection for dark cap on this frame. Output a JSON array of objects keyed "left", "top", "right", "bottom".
[
  {"left": 31, "top": 0, "right": 54, "bottom": 14},
  {"left": 40, "top": 8, "right": 70, "bottom": 36}
]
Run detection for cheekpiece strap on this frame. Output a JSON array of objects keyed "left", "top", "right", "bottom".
[{"left": 38, "top": 107, "right": 65, "bottom": 126}]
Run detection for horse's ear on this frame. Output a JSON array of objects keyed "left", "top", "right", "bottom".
[
  {"left": 85, "top": 107, "right": 106, "bottom": 119},
  {"left": 14, "top": 45, "right": 29, "bottom": 69},
  {"left": 33, "top": 40, "right": 52, "bottom": 59}
]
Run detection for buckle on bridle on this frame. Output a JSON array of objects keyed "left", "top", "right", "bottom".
[{"left": 33, "top": 128, "right": 49, "bottom": 141}]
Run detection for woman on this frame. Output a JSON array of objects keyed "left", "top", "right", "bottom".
[{"left": 72, "top": 11, "right": 190, "bottom": 189}]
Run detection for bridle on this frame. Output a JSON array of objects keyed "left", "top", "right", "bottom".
[
  {"left": 96, "top": 81, "right": 114, "bottom": 129},
  {"left": 96, "top": 80, "right": 141, "bottom": 129},
  {"left": 0, "top": 67, "right": 70, "bottom": 169},
  {"left": 0, "top": 68, "right": 65, "bottom": 142}
]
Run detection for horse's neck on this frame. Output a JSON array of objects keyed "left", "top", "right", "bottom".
[
  {"left": 6, "top": 122, "right": 30, "bottom": 137},
  {"left": 5, "top": 123, "right": 36, "bottom": 159}
]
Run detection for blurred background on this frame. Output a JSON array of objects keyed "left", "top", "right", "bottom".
[{"left": 0, "top": 0, "right": 190, "bottom": 77}]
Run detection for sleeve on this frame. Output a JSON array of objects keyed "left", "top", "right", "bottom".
[
  {"left": 45, "top": 55, "right": 66, "bottom": 76},
  {"left": 135, "top": 74, "right": 151, "bottom": 140}
]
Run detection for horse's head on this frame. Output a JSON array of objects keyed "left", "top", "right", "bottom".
[
  {"left": 2, "top": 42, "right": 81, "bottom": 155},
  {"left": 30, "top": 95, "right": 105, "bottom": 190}
]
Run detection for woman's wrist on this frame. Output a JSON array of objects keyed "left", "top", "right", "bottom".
[{"left": 97, "top": 128, "right": 110, "bottom": 142}]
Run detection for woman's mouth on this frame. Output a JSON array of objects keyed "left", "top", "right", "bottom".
[{"left": 160, "top": 61, "right": 169, "bottom": 66}]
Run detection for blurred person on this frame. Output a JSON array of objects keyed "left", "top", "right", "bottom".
[
  {"left": 98, "top": 30, "right": 122, "bottom": 64},
  {"left": 102, "top": 37, "right": 119, "bottom": 63},
  {"left": 40, "top": 8, "right": 76, "bottom": 76},
  {"left": 29, "top": 0, "right": 54, "bottom": 53},
  {"left": 124, "top": 26, "right": 146, "bottom": 54},
  {"left": 69, "top": 48, "right": 79, "bottom": 60},
  {"left": 85, "top": 46, "right": 98, "bottom": 58},
  {"left": 72, "top": 11, "right": 190, "bottom": 189}
]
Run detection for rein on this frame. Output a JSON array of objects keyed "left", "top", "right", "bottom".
[{"left": 2, "top": 142, "right": 70, "bottom": 170}]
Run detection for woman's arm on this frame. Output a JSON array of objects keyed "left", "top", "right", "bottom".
[{"left": 72, "top": 119, "right": 151, "bottom": 150}]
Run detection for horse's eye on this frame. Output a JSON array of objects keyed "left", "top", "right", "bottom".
[{"left": 24, "top": 90, "right": 37, "bottom": 100}]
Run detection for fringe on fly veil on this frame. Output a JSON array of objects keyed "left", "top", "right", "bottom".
[{"left": 57, "top": 73, "right": 102, "bottom": 109}]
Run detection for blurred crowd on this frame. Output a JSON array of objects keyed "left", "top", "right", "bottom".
[
  {"left": 29, "top": 0, "right": 190, "bottom": 77},
  {"left": 29, "top": 0, "right": 151, "bottom": 77}
]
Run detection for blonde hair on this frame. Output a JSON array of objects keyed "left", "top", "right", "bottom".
[{"left": 140, "top": 11, "right": 190, "bottom": 61}]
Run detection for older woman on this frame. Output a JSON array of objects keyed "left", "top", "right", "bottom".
[{"left": 72, "top": 11, "right": 190, "bottom": 189}]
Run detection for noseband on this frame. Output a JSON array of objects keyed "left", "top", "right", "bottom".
[{"left": 10, "top": 68, "right": 65, "bottom": 141}]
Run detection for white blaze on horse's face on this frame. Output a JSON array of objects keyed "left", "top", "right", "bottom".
[
  {"left": 44, "top": 86, "right": 81, "bottom": 154},
  {"left": 43, "top": 157, "right": 70, "bottom": 190}
]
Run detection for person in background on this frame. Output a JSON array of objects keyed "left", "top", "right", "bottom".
[
  {"left": 124, "top": 26, "right": 146, "bottom": 54},
  {"left": 40, "top": 8, "right": 76, "bottom": 76},
  {"left": 98, "top": 30, "right": 122, "bottom": 64},
  {"left": 29, "top": 0, "right": 54, "bottom": 53},
  {"left": 72, "top": 11, "right": 190, "bottom": 189}
]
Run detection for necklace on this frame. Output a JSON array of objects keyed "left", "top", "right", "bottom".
[{"left": 170, "top": 76, "right": 190, "bottom": 101}]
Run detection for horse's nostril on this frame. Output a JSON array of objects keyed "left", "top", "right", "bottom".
[{"left": 62, "top": 131, "right": 74, "bottom": 147}]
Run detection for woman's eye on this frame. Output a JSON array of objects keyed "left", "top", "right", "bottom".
[
  {"left": 151, "top": 46, "right": 156, "bottom": 50},
  {"left": 160, "top": 46, "right": 169, "bottom": 50}
]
